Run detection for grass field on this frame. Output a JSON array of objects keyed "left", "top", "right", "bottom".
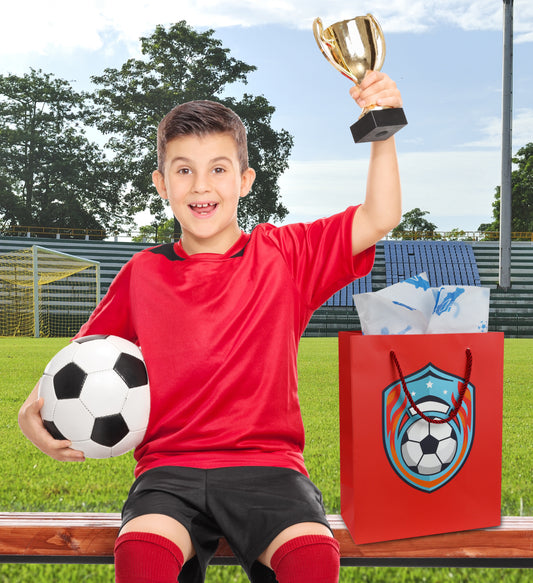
[{"left": 1, "top": 336, "right": 532, "bottom": 582}]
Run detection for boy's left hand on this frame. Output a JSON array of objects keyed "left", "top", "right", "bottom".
[{"left": 349, "top": 71, "right": 402, "bottom": 110}]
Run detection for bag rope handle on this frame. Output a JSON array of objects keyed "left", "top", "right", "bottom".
[{"left": 389, "top": 348, "right": 473, "bottom": 424}]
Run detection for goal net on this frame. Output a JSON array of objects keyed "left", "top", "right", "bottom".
[{"left": 0, "top": 246, "right": 100, "bottom": 337}]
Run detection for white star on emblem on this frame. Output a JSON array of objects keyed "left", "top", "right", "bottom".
[{"left": 426, "top": 381, "right": 433, "bottom": 389}]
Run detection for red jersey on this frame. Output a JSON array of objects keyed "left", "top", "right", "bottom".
[{"left": 76, "top": 207, "right": 375, "bottom": 478}]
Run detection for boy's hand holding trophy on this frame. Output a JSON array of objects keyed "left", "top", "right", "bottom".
[{"left": 313, "top": 14, "right": 408, "bottom": 143}]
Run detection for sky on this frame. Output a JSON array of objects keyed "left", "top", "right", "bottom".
[{"left": 1, "top": 0, "right": 532, "bottom": 232}]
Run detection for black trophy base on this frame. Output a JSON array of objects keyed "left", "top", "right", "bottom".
[{"left": 350, "top": 108, "right": 408, "bottom": 143}]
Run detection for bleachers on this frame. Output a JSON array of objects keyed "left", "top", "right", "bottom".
[
  {"left": 1, "top": 236, "right": 532, "bottom": 338},
  {"left": 323, "top": 274, "right": 372, "bottom": 306},
  {"left": 384, "top": 241, "right": 481, "bottom": 287},
  {"left": 471, "top": 241, "right": 533, "bottom": 337},
  {"left": 306, "top": 240, "right": 533, "bottom": 338}
]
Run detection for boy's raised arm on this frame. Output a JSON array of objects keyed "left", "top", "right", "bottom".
[{"left": 350, "top": 71, "right": 403, "bottom": 256}]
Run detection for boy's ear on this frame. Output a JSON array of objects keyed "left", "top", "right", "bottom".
[
  {"left": 152, "top": 170, "right": 168, "bottom": 200},
  {"left": 240, "top": 168, "right": 256, "bottom": 199}
]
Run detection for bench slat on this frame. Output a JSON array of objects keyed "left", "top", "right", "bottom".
[{"left": 1, "top": 513, "right": 532, "bottom": 567}]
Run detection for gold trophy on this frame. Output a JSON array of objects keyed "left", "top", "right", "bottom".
[{"left": 313, "top": 14, "right": 407, "bottom": 143}]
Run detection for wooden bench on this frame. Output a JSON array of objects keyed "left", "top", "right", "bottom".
[{"left": 1, "top": 513, "right": 532, "bottom": 569}]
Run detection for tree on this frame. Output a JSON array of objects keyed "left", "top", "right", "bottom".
[
  {"left": 0, "top": 69, "right": 129, "bottom": 236},
  {"left": 479, "top": 143, "right": 533, "bottom": 234},
  {"left": 132, "top": 217, "right": 175, "bottom": 244},
  {"left": 391, "top": 208, "right": 437, "bottom": 239},
  {"left": 89, "top": 21, "right": 292, "bottom": 232}
]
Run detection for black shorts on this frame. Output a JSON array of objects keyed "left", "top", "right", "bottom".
[{"left": 121, "top": 466, "right": 331, "bottom": 583}]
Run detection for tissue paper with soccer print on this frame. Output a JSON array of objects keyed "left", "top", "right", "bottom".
[
  {"left": 427, "top": 285, "right": 489, "bottom": 333},
  {"left": 353, "top": 273, "right": 489, "bottom": 335}
]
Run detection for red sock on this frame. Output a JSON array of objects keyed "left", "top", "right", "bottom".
[
  {"left": 114, "top": 531, "right": 184, "bottom": 583},
  {"left": 271, "top": 534, "right": 340, "bottom": 583}
]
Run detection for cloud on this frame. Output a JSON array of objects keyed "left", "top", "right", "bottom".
[
  {"left": 462, "top": 109, "right": 533, "bottom": 150},
  {"left": 277, "top": 150, "right": 500, "bottom": 231},
  {"left": 1, "top": 1, "right": 108, "bottom": 55},
  {"left": 1, "top": 0, "right": 531, "bottom": 57}
]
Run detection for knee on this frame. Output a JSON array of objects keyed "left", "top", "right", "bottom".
[
  {"left": 114, "top": 531, "right": 184, "bottom": 583},
  {"left": 271, "top": 534, "right": 340, "bottom": 583}
]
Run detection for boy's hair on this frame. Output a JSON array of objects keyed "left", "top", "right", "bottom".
[{"left": 156, "top": 100, "right": 249, "bottom": 174}]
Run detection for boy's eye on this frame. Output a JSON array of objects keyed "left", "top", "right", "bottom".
[
  {"left": 177, "top": 168, "right": 191, "bottom": 175},
  {"left": 213, "top": 167, "right": 225, "bottom": 174}
]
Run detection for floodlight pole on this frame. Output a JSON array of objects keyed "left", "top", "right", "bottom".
[{"left": 499, "top": 0, "right": 513, "bottom": 290}]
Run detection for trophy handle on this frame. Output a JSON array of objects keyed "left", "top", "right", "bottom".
[
  {"left": 312, "top": 17, "right": 355, "bottom": 82},
  {"left": 367, "top": 13, "right": 386, "bottom": 72}
]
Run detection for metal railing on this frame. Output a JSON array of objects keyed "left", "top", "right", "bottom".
[
  {"left": 2, "top": 225, "right": 532, "bottom": 243},
  {"left": 1, "top": 225, "right": 106, "bottom": 240},
  {"left": 386, "top": 231, "right": 533, "bottom": 242}
]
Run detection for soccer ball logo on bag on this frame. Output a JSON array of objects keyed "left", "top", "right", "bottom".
[{"left": 382, "top": 363, "right": 475, "bottom": 493}]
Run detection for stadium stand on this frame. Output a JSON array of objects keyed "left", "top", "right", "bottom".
[
  {"left": 472, "top": 241, "right": 533, "bottom": 337},
  {"left": 324, "top": 274, "right": 372, "bottom": 306},
  {"left": 307, "top": 239, "right": 533, "bottom": 338},
  {"left": 1, "top": 236, "right": 532, "bottom": 338},
  {"left": 384, "top": 241, "right": 481, "bottom": 287}
]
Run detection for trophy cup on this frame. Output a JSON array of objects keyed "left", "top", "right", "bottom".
[{"left": 313, "top": 14, "right": 407, "bottom": 143}]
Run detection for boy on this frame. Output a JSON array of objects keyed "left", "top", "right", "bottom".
[{"left": 19, "top": 71, "right": 402, "bottom": 583}]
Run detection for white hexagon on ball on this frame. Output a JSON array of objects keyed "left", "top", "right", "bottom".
[
  {"left": 401, "top": 440, "right": 423, "bottom": 467},
  {"left": 436, "top": 436, "right": 457, "bottom": 462},
  {"left": 53, "top": 399, "right": 94, "bottom": 442},
  {"left": 121, "top": 386, "right": 151, "bottom": 432},
  {"left": 418, "top": 453, "right": 442, "bottom": 475},
  {"left": 42, "top": 342, "right": 78, "bottom": 377},
  {"left": 406, "top": 419, "right": 430, "bottom": 442},
  {"left": 430, "top": 422, "right": 453, "bottom": 441},
  {"left": 80, "top": 370, "right": 129, "bottom": 417},
  {"left": 38, "top": 375, "right": 58, "bottom": 421},
  {"left": 74, "top": 337, "right": 123, "bottom": 374},
  {"left": 74, "top": 439, "right": 112, "bottom": 460}
]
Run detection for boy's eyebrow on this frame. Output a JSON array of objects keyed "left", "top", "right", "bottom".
[
  {"left": 169, "top": 155, "right": 234, "bottom": 166},
  {"left": 168, "top": 156, "right": 192, "bottom": 166}
]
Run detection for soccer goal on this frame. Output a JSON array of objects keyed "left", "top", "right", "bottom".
[{"left": 0, "top": 246, "right": 100, "bottom": 337}]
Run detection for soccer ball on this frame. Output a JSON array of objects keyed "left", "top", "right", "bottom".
[
  {"left": 401, "top": 418, "right": 457, "bottom": 475},
  {"left": 38, "top": 335, "right": 150, "bottom": 459}
]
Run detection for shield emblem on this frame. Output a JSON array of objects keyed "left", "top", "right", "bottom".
[{"left": 382, "top": 362, "right": 475, "bottom": 493}]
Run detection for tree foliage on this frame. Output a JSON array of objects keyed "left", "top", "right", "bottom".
[
  {"left": 132, "top": 217, "right": 175, "bottom": 244},
  {"left": 391, "top": 207, "right": 438, "bottom": 239},
  {"left": 89, "top": 21, "right": 292, "bottom": 231},
  {"left": 480, "top": 143, "right": 533, "bottom": 233},
  {"left": 0, "top": 69, "right": 128, "bottom": 235}
]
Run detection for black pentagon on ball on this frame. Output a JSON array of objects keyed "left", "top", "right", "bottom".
[
  {"left": 53, "top": 362, "right": 87, "bottom": 399},
  {"left": 114, "top": 353, "right": 148, "bottom": 388},
  {"left": 43, "top": 419, "right": 67, "bottom": 441},
  {"left": 91, "top": 413, "right": 129, "bottom": 447},
  {"left": 420, "top": 434, "right": 439, "bottom": 455}
]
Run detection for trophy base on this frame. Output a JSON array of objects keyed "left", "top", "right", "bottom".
[{"left": 350, "top": 108, "right": 408, "bottom": 143}]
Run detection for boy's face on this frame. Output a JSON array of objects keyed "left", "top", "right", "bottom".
[{"left": 153, "top": 133, "right": 255, "bottom": 255}]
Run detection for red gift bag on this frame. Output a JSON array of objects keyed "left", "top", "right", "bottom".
[{"left": 338, "top": 331, "right": 504, "bottom": 544}]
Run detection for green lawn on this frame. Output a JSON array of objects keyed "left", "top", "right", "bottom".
[{"left": 1, "top": 337, "right": 531, "bottom": 582}]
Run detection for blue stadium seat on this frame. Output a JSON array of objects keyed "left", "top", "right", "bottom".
[
  {"left": 384, "top": 241, "right": 481, "bottom": 287},
  {"left": 323, "top": 274, "right": 372, "bottom": 306}
]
